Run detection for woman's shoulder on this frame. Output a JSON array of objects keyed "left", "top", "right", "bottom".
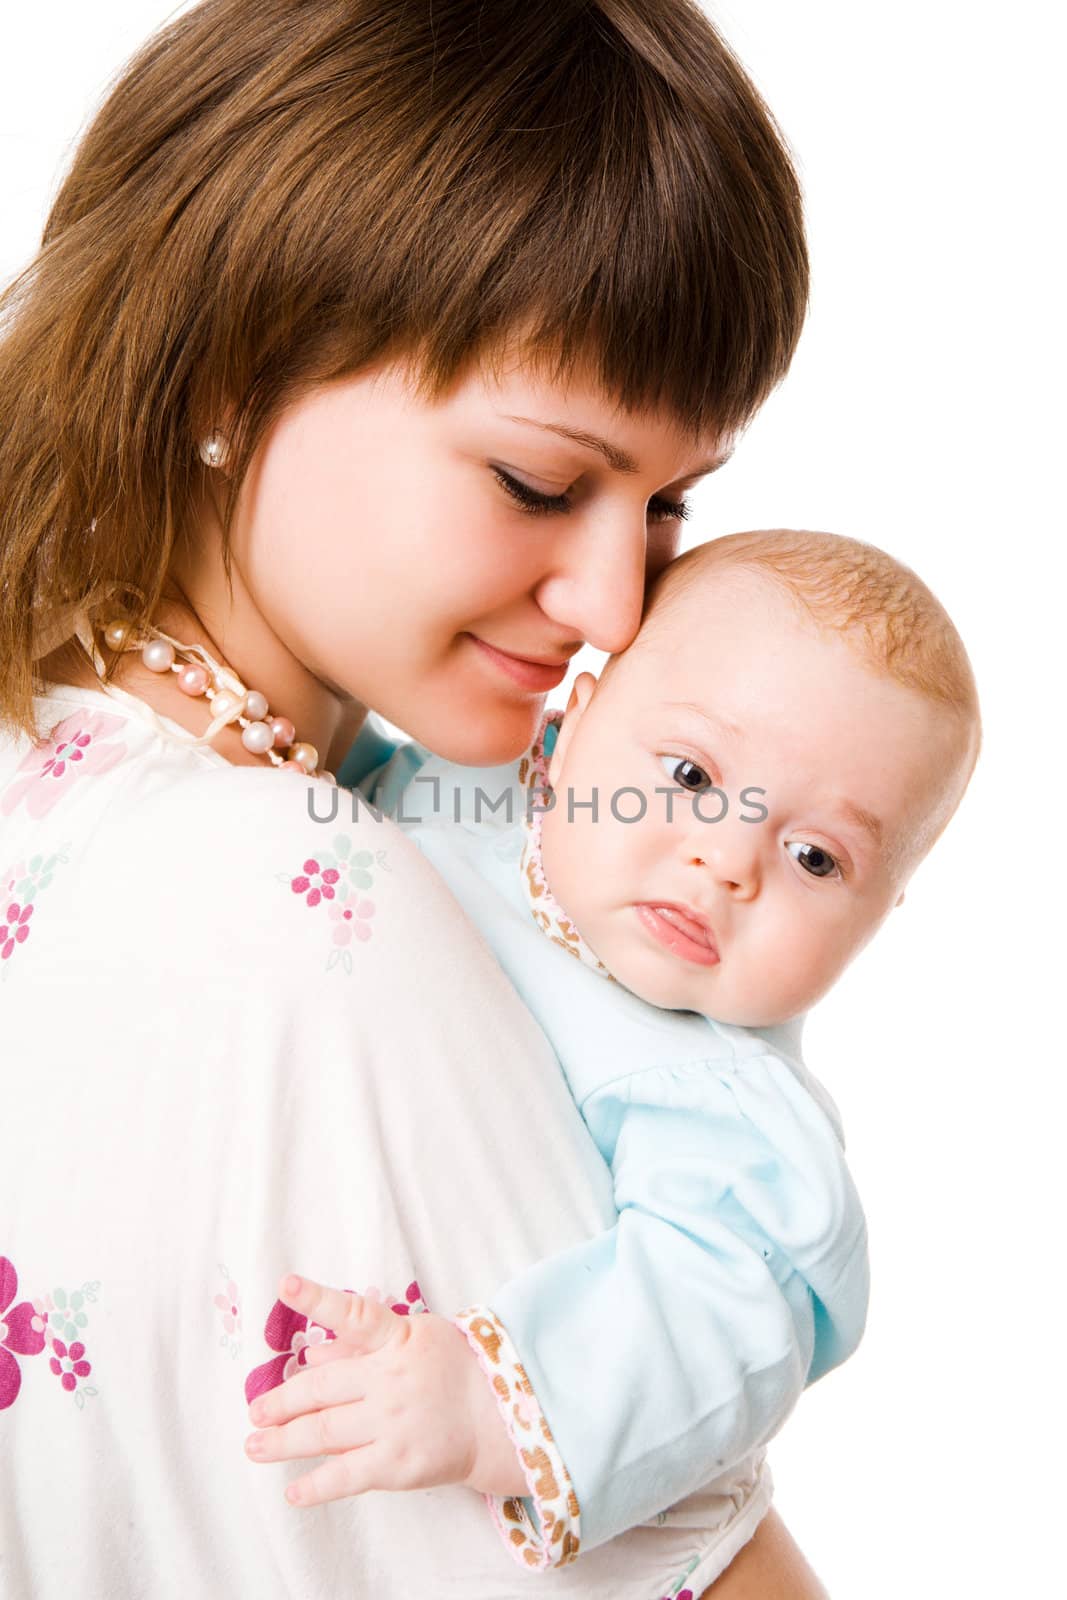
[
  {"left": 135, "top": 759, "right": 432, "bottom": 876},
  {"left": 1, "top": 689, "right": 541, "bottom": 1018},
  {"left": 101, "top": 763, "right": 553, "bottom": 1042},
  {"left": 2, "top": 691, "right": 481, "bottom": 973},
  {"left": 5, "top": 684, "right": 430, "bottom": 874},
  {"left": 116, "top": 762, "right": 469, "bottom": 948}
]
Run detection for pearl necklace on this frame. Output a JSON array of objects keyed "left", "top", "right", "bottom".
[{"left": 96, "top": 616, "right": 336, "bottom": 783}]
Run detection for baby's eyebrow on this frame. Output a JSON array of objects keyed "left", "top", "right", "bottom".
[
  {"left": 833, "top": 798, "right": 885, "bottom": 849},
  {"left": 662, "top": 701, "right": 743, "bottom": 743},
  {"left": 663, "top": 703, "right": 889, "bottom": 856}
]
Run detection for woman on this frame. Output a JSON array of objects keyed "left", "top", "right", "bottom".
[{"left": 0, "top": 1, "right": 827, "bottom": 1592}]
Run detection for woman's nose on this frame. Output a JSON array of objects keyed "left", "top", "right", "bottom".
[{"left": 531, "top": 513, "right": 650, "bottom": 657}]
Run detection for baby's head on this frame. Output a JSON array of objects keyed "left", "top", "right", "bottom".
[{"left": 540, "top": 530, "right": 980, "bottom": 1026}]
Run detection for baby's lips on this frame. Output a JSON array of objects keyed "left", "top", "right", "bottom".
[
  {"left": 649, "top": 903, "right": 718, "bottom": 953},
  {"left": 632, "top": 901, "right": 723, "bottom": 968}
]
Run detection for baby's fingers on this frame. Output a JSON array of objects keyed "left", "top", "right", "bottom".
[
  {"left": 247, "top": 1396, "right": 370, "bottom": 1471},
  {"left": 275, "top": 1274, "right": 404, "bottom": 1354},
  {"left": 302, "top": 1339, "right": 350, "bottom": 1368},
  {"left": 285, "top": 1446, "right": 378, "bottom": 1508},
  {"left": 248, "top": 1354, "right": 366, "bottom": 1432},
  {"left": 284, "top": 1441, "right": 431, "bottom": 1508}
]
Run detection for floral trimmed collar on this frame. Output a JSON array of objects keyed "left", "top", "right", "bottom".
[{"left": 517, "top": 712, "right": 615, "bottom": 983}]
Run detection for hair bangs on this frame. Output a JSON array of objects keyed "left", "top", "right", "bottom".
[
  {"left": 1, "top": 0, "right": 809, "bottom": 737},
  {"left": 386, "top": 3, "right": 807, "bottom": 438}
]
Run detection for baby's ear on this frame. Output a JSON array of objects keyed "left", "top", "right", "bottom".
[
  {"left": 548, "top": 671, "right": 597, "bottom": 789},
  {"left": 894, "top": 890, "right": 906, "bottom": 907}
]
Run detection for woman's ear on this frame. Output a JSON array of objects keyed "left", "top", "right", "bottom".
[{"left": 548, "top": 671, "right": 597, "bottom": 789}]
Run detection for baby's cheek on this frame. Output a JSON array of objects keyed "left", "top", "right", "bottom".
[
  {"left": 542, "top": 807, "right": 594, "bottom": 915},
  {"left": 759, "top": 918, "right": 838, "bottom": 1019}
]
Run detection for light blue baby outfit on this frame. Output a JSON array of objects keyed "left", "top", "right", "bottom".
[{"left": 338, "top": 715, "right": 869, "bottom": 1555}]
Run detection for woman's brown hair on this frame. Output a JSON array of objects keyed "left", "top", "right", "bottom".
[{"left": 0, "top": 0, "right": 808, "bottom": 738}]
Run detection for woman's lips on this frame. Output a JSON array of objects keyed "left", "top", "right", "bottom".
[
  {"left": 635, "top": 904, "right": 721, "bottom": 967},
  {"left": 467, "top": 635, "right": 570, "bottom": 693}
]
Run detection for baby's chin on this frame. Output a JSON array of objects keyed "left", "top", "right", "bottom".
[
  {"left": 596, "top": 937, "right": 791, "bottom": 1028},
  {"left": 591, "top": 935, "right": 721, "bottom": 1015}
]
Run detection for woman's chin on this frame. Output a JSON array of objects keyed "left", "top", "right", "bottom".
[{"left": 409, "top": 698, "right": 548, "bottom": 769}]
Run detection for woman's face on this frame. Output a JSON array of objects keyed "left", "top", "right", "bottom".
[{"left": 226, "top": 348, "right": 731, "bottom": 765}]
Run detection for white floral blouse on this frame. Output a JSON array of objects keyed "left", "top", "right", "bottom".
[{"left": 0, "top": 683, "right": 773, "bottom": 1599}]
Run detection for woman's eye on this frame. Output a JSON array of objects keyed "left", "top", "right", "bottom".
[
  {"left": 648, "top": 495, "right": 690, "bottom": 523},
  {"left": 492, "top": 467, "right": 569, "bottom": 515},
  {"left": 785, "top": 840, "right": 841, "bottom": 880},
  {"left": 492, "top": 467, "right": 690, "bottom": 522},
  {"left": 658, "top": 754, "right": 712, "bottom": 791}
]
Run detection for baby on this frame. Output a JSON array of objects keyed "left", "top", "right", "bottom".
[{"left": 245, "top": 529, "right": 980, "bottom": 1569}]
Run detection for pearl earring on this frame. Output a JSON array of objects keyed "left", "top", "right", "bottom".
[{"left": 198, "top": 431, "right": 229, "bottom": 469}]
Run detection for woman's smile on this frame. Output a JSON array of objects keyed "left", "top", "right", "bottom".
[{"left": 466, "top": 634, "right": 574, "bottom": 693}]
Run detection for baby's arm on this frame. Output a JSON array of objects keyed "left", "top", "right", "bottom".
[
  {"left": 246, "top": 1053, "right": 867, "bottom": 1568},
  {"left": 436, "top": 1052, "right": 869, "bottom": 1562}
]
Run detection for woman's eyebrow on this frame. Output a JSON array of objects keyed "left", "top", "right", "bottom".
[{"left": 498, "top": 414, "right": 731, "bottom": 479}]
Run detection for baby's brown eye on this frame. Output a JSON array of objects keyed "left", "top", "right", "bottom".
[
  {"left": 786, "top": 841, "right": 839, "bottom": 879},
  {"left": 658, "top": 755, "right": 711, "bottom": 792}
]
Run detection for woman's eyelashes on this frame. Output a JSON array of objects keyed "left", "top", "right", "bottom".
[{"left": 491, "top": 466, "right": 690, "bottom": 522}]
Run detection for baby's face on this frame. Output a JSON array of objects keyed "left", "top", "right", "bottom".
[{"left": 541, "top": 567, "right": 961, "bottom": 1026}]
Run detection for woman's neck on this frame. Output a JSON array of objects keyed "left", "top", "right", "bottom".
[{"left": 39, "top": 489, "right": 368, "bottom": 775}]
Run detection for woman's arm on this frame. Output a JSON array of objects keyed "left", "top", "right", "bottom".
[{"left": 701, "top": 1509, "right": 830, "bottom": 1599}]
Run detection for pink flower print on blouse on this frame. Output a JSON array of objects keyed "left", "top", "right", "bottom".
[
  {"left": 213, "top": 1265, "right": 243, "bottom": 1360},
  {"left": 0, "top": 1257, "right": 47, "bottom": 1410},
  {"left": 389, "top": 1281, "right": 426, "bottom": 1317},
  {"left": 215, "top": 1281, "right": 242, "bottom": 1336},
  {"left": 325, "top": 890, "right": 376, "bottom": 973},
  {"left": 48, "top": 1338, "right": 92, "bottom": 1396},
  {"left": 329, "top": 891, "right": 376, "bottom": 946},
  {"left": 1, "top": 711, "right": 128, "bottom": 821},
  {"left": 658, "top": 1568, "right": 697, "bottom": 1600},
  {"left": 1, "top": 848, "right": 71, "bottom": 983},
  {"left": 1, "top": 899, "right": 32, "bottom": 962},
  {"left": 278, "top": 833, "right": 389, "bottom": 974},
  {"left": 244, "top": 1297, "right": 338, "bottom": 1404},
  {"left": 289, "top": 858, "right": 340, "bottom": 908},
  {"left": 244, "top": 1279, "right": 427, "bottom": 1402},
  {"left": 29, "top": 1281, "right": 101, "bottom": 1409}
]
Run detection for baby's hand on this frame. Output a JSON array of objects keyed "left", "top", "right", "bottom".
[{"left": 244, "top": 1274, "right": 527, "bottom": 1508}]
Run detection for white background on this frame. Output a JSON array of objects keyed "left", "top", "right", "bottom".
[{"left": 2, "top": 4, "right": 1062, "bottom": 1594}]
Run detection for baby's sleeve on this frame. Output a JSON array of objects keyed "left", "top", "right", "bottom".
[
  {"left": 335, "top": 714, "right": 402, "bottom": 790},
  {"left": 336, "top": 717, "right": 439, "bottom": 819},
  {"left": 454, "top": 1052, "right": 869, "bottom": 1564}
]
